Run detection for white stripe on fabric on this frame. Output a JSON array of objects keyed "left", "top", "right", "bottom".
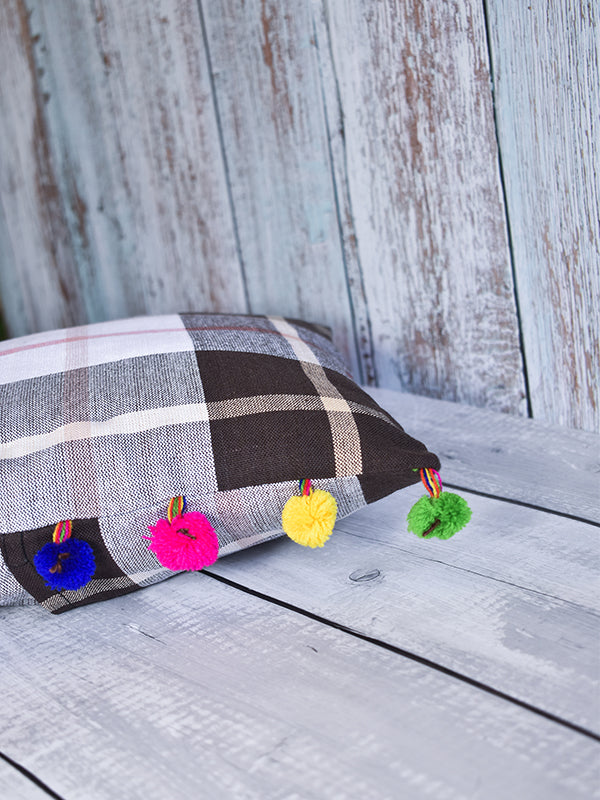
[
  {"left": 268, "top": 317, "right": 362, "bottom": 476},
  {"left": 0, "top": 403, "right": 210, "bottom": 460},
  {"left": 0, "top": 314, "right": 194, "bottom": 387},
  {"left": 0, "top": 392, "right": 385, "bottom": 462},
  {"left": 267, "top": 317, "right": 321, "bottom": 365},
  {"left": 322, "top": 396, "right": 354, "bottom": 413}
]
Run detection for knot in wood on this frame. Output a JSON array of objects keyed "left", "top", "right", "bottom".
[{"left": 349, "top": 568, "right": 381, "bottom": 583}]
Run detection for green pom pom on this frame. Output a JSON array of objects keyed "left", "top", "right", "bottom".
[
  {"left": 407, "top": 492, "right": 471, "bottom": 540},
  {"left": 407, "top": 496, "right": 437, "bottom": 535},
  {"left": 435, "top": 492, "right": 472, "bottom": 538}
]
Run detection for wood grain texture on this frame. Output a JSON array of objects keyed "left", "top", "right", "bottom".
[
  {"left": 367, "top": 387, "right": 600, "bottom": 521},
  {"left": 486, "top": 1, "right": 600, "bottom": 432},
  {"left": 0, "top": 0, "right": 247, "bottom": 338},
  {"left": 1, "top": 576, "right": 598, "bottom": 800},
  {"left": 206, "top": 387, "right": 600, "bottom": 731},
  {"left": 0, "top": 0, "right": 596, "bottom": 431},
  {"left": 0, "top": 0, "right": 82, "bottom": 336},
  {"left": 200, "top": 0, "right": 362, "bottom": 377},
  {"left": 209, "top": 488, "right": 600, "bottom": 733},
  {"left": 311, "top": 1, "right": 377, "bottom": 384},
  {"left": 324, "top": 0, "right": 527, "bottom": 413}
]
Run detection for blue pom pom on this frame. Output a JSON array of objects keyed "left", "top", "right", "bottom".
[{"left": 33, "top": 538, "right": 96, "bottom": 591}]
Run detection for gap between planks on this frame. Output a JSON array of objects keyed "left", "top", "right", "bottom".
[
  {"left": 201, "top": 569, "right": 600, "bottom": 743},
  {"left": 0, "top": 752, "right": 63, "bottom": 800},
  {"left": 1, "top": 575, "right": 599, "bottom": 800},
  {"left": 205, "top": 482, "right": 600, "bottom": 732},
  {"left": 444, "top": 483, "right": 600, "bottom": 529}
]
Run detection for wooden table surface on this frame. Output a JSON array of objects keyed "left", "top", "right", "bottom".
[{"left": 1, "top": 389, "right": 598, "bottom": 800}]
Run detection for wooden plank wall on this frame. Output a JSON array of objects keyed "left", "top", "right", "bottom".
[
  {"left": 485, "top": 0, "right": 599, "bottom": 430},
  {"left": 0, "top": 1, "right": 596, "bottom": 430}
]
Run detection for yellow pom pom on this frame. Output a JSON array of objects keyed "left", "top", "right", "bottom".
[{"left": 282, "top": 489, "right": 338, "bottom": 548}]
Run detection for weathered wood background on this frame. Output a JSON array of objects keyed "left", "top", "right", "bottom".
[{"left": 0, "top": 1, "right": 597, "bottom": 430}]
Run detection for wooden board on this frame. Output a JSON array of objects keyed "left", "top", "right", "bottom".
[
  {"left": 0, "top": 0, "right": 247, "bottom": 338},
  {"left": 200, "top": 0, "right": 362, "bottom": 377},
  {"left": 1, "top": 0, "right": 596, "bottom": 433},
  {"left": 324, "top": 0, "right": 527, "bottom": 414},
  {"left": 0, "top": 0, "right": 81, "bottom": 337},
  {"left": 486, "top": 1, "right": 600, "bottom": 431},
  {"left": 1, "top": 575, "right": 598, "bottom": 800},
  {"left": 208, "top": 488, "right": 600, "bottom": 734},
  {"left": 0, "top": 757, "right": 50, "bottom": 800},
  {"left": 311, "top": 2, "right": 377, "bottom": 385},
  {"left": 367, "top": 387, "right": 600, "bottom": 522},
  {"left": 204, "top": 388, "right": 600, "bottom": 731}
]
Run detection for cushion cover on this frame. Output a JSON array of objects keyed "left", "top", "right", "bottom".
[{"left": 0, "top": 313, "right": 440, "bottom": 613}]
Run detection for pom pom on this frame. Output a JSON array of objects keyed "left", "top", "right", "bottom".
[
  {"left": 407, "top": 491, "right": 471, "bottom": 540},
  {"left": 33, "top": 538, "right": 96, "bottom": 591},
  {"left": 282, "top": 489, "right": 337, "bottom": 548},
  {"left": 436, "top": 492, "right": 472, "bottom": 538},
  {"left": 147, "top": 511, "right": 219, "bottom": 571},
  {"left": 406, "top": 495, "right": 437, "bottom": 534}
]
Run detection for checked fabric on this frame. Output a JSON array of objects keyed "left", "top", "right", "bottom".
[{"left": 0, "top": 313, "right": 440, "bottom": 613}]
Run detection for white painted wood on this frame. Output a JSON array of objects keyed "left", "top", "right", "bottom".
[
  {"left": 1, "top": 575, "right": 598, "bottom": 799},
  {"left": 366, "top": 387, "right": 600, "bottom": 521},
  {"left": 486, "top": 1, "right": 600, "bottom": 432},
  {"left": 0, "top": 0, "right": 247, "bottom": 338},
  {"left": 0, "top": 759, "right": 48, "bottom": 800},
  {"left": 208, "top": 485, "right": 600, "bottom": 733},
  {"left": 324, "top": 0, "right": 527, "bottom": 414},
  {"left": 200, "top": 0, "right": 362, "bottom": 377}
]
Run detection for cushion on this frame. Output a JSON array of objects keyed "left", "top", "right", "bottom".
[{"left": 0, "top": 313, "right": 440, "bottom": 613}]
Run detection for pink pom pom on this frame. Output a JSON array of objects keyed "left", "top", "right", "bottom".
[{"left": 146, "top": 512, "right": 219, "bottom": 571}]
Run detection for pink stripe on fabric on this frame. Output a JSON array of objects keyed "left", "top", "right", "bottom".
[
  {"left": 0, "top": 329, "right": 193, "bottom": 358},
  {"left": 0, "top": 325, "right": 343, "bottom": 370}
]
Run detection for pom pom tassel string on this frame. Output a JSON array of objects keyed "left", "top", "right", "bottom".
[
  {"left": 407, "top": 468, "right": 472, "bottom": 540},
  {"left": 282, "top": 479, "right": 338, "bottom": 548}
]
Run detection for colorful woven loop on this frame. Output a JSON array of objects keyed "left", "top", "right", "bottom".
[
  {"left": 52, "top": 519, "right": 72, "bottom": 543},
  {"left": 419, "top": 468, "right": 442, "bottom": 499},
  {"left": 167, "top": 496, "right": 186, "bottom": 524},
  {"left": 299, "top": 479, "right": 312, "bottom": 496}
]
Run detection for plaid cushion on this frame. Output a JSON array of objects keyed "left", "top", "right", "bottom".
[{"left": 0, "top": 313, "right": 439, "bottom": 613}]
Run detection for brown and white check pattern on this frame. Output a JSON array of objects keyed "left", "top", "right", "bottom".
[{"left": 0, "top": 313, "right": 439, "bottom": 613}]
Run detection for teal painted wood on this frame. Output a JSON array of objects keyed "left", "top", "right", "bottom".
[
  {"left": 0, "top": 0, "right": 247, "bottom": 338},
  {"left": 486, "top": 1, "right": 600, "bottom": 431},
  {"left": 323, "top": 0, "right": 527, "bottom": 415},
  {"left": 311, "top": 1, "right": 377, "bottom": 385},
  {"left": 1, "top": 1, "right": 596, "bottom": 430},
  {"left": 200, "top": 0, "right": 364, "bottom": 378},
  {"left": 0, "top": 1, "right": 83, "bottom": 337}
]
